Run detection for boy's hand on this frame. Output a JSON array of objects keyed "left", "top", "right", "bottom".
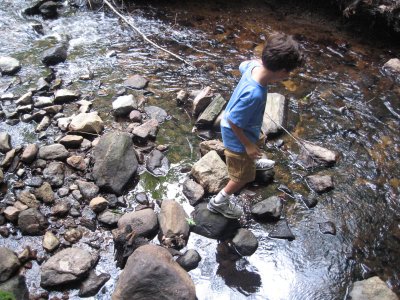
[{"left": 245, "top": 143, "right": 262, "bottom": 160}]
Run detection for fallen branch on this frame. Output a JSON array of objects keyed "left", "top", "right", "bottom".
[{"left": 103, "top": 0, "right": 193, "bottom": 67}]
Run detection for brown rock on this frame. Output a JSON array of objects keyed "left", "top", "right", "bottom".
[
  {"left": 67, "top": 155, "right": 87, "bottom": 171},
  {"left": 21, "top": 144, "right": 38, "bottom": 163}
]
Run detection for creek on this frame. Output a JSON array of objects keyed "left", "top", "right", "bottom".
[{"left": 0, "top": 0, "right": 399, "bottom": 299}]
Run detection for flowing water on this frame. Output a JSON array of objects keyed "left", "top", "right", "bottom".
[{"left": 0, "top": 0, "right": 399, "bottom": 299}]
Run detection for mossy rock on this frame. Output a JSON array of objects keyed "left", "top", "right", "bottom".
[{"left": 0, "top": 291, "right": 16, "bottom": 300}]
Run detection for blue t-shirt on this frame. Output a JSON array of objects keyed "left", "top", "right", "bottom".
[{"left": 221, "top": 60, "right": 268, "bottom": 153}]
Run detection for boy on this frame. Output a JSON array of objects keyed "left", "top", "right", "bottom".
[{"left": 207, "top": 32, "right": 303, "bottom": 219}]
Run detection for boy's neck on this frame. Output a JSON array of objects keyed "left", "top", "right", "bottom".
[{"left": 252, "top": 65, "right": 287, "bottom": 87}]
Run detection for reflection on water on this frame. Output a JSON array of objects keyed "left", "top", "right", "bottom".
[{"left": 0, "top": 0, "right": 399, "bottom": 299}]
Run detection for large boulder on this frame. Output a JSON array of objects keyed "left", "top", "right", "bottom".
[
  {"left": 112, "top": 245, "right": 196, "bottom": 300},
  {"left": 69, "top": 112, "right": 104, "bottom": 134},
  {"left": 261, "top": 93, "right": 287, "bottom": 136},
  {"left": 196, "top": 94, "right": 227, "bottom": 126},
  {"left": 0, "top": 247, "right": 20, "bottom": 282},
  {"left": 40, "top": 248, "right": 98, "bottom": 288},
  {"left": 190, "top": 150, "right": 229, "bottom": 194},
  {"left": 93, "top": 132, "right": 138, "bottom": 195},
  {"left": 158, "top": 200, "right": 190, "bottom": 249},
  {"left": 349, "top": 276, "right": 398, "bottom": 300},
  {"left": 0, "top": 56, "right": 21, "bottom": 75},
  {"left": 117, "top": 208, "right": 158, "bottom": 239}
]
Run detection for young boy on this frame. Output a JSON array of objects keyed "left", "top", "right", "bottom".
[{"left": 207, "top": 32, "right": 303, "bottom": 219}]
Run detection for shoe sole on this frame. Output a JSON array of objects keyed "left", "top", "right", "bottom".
[{"left": 207, "top": 203, "right": 242, "bottom": 219}]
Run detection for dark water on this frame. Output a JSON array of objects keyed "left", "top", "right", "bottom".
[{"left": 0, "top": 0, "right": 399, "bottom": 299}]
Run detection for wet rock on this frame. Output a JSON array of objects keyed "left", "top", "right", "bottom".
[
  {"left": 297, "top": 194, "right": 318, "bottom": 208},
  {"left": 54, "top": 89, "right": 80, "bottom": 103},
  {"left": 384, "top": 58, "right": 400, "bottom": 74},
  {"left": 0, "top": 227, "right": 10, "bottom": 237},
  {"left": 97, "top": 210, "right": 121, "bottom": 227},
  {"left": 349, "top": 276, "right": 398, "bottom": 300},
  {"left": 135, "top": 192, "right": 148, "bottom": 205},
  {"left": 176, "top": 89, "right": 189, "bottom": 106},
  {"left": 183, "top": 178, "right": 205, "bottom": 206},
  {"left": 43, "top": 104, "right": 62, "bottom": 115},
  {"left": 190, "top": 150, "right": 229, "bottom": 194},
  {"left": 123, "top": 74, "right": 148, "bottom": 89},
  {"left": 176, "top": 249, "right": 201, "bottom": 272},
  {"left": 192, "top": 86, "right": 212, "bottom": 116},
  {"left": 18, "top": 208, "right": 48, "bottom": 235},
  {"left": 112, "top": 244, "right": 196, "bottom": 300},
  {"left": 57, "top": 187, "right": 69, "bottom": 197},
  {"left": 57, "top": 115, "right": 73, "bottom": 131},
  {"left": 76, "top": 180, "right": 99, "bottom": 200},
  {"left": 67, "top": 155, "right": 87, "bottom": 171},
  {"left": 277, "top": 184, "right": 293, "bottom": 195},
  {"left": 129, "top": 109, "right": 142, "bottom": 122},
  {"left": 0, "top": 132, "right": 11, "bottom": 153},
  {"left": 261, "top": 93, "right": 287, "bottom": 136},
  {"left": 80, "top": 138, "right": 92, "bottom": 151},
  {"left": 16, "top": 92, "right": 32, "bottom": 106},
  {"left": 17, "top": 190, "right": 39, "bottom": 208},
  {"left": 158, "top": 200, "right": 190, "bottom": 249},
  {"left": 144, "top": 106, "right": 168, "bottom": 123},
  {"left": 39, "top": 1, "right": 61, "bottom": 18},
  {"left": 269, "top": 220, "right": 295, "bottom": 240},
  {"left": 0, "top": 275, "right": 29, "bottom": 300},
  {"left": 0, "top": 56, "right": 21, "bottom": 75},
  {"left": 51, "top": 201, "right": 70, "bottom": 217},
  {"left": 64, "top": 228, "right": 82, "bottom": 243},
  {"left": 2, "top": 149, "right": 16, "bottom": 170},
  {"left": 132, "top": 119, "right": 159, "bottom": 141},
  {"left": 255, "top": 169, "right": 275, "bottom": 184},
  {"left": 298, "top": 142, "right": 339, "bottom": 168},
  {"left": 59, "top": 135, "right": 83, "bottom": 148},
  {"left": 191, "top": 203, "right": 240, "bottom": 239},
  {"left": 43, "top": 161, "right": 65, "bottom": 187},
  {"left": 35, "top": 182, "right": 54, "bottom": 204},
  {"left": 43, "top": 231, "right": 60, "bottom": 252},
  {"left": 89, "top": 197, "right": 108, "bottom": 213},
  {"left": 42, "top": 44, "right": 68, "bottom": 66},
  {"left": 3, "top": 206, "right": 21, "bottom": 222},
  {"left": 118, "top": 208, "right": 158, "bottom": 239},
  {"left": 69, "top": 112, "right": 104, "bottom": 134},
  {"left": 196, "top": 94, "right": 227, "bottom": 126},
  {"left": 34, "top": 96, "right": 53, "bottom": 108},
  {"left": 231, "top": 228, "right": 258, "bottom": 256},
  {"left": 36, "top": 115, "right": 51, "bottom": 132},
  {"left": 16, "top": 104, "right": 33, "bottom": 113},
  {"left": 14, "top": 201, "right": 28, "bottom": 212},
  {"left": 306, "top": 174, "right": 334, "bottom": 193},
  {"left": 93, "top": 132, "right": 138, "bottom": 195},
  {"left": 146, "top": 149, "right": 169, "bottom": 176},
  {"left": 0, "top": 168, "right": 3, "bottom": 183},
  {"left": 251, "top": 196, "right": 282, "bottom": 221},
  {"left": 36, "top": 77, "right": 50, "bottom": 91},
  {"left": 79, "top": 270, "right": 111, "bottom": 297},
  {"left": 199, "top": 139, "right": 225, "bottom": 157},
  {"left": 112, "top": 95, "right": 137, "bottom": 116},
  {"left": 40, "top": 248, "right": 98, "bottom": 288},
  {"left": 318, "top": 221, "right": 336, "bottom": 235},
  {"left": 21, "top": 144, "right": 38, "bottom": 163},
  {"left": 0, "top": 247, "right": 20, "bottom": 282},
  {"left": 38, "top": 144, "right": 69, "bottom": 160}
]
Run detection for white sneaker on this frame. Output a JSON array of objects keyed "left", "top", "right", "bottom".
[
  {"left": 207, "top": 197, "right": 242, "bottom": 219},
  {"left": 255, "top": 158, "right": 275, "bottom": 170}
]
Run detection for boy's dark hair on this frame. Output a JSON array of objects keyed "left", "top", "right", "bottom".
[{"left": 262, "top": 33, "right": 303, "bottom": 72}]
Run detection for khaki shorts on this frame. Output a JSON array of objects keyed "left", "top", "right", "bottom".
[{"left": 225, "top": 149, "right": 256, "bottom": 183}]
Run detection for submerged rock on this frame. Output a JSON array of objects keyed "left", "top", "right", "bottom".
[
  {"left": 42, "top": 43, "right": 68, "bottom": 66},
  {"left": 40, "top": 248, "right": 98, "bottom": 288},
  {"left": 146, "top": 149, "right": 169, "bottom": 176},
  {"left": 349, "top": 276, "right": 398, "bottom": 300},
  {"left": 190, "top": 150, "right": 229, "bottom": 194},
  {"left": 231, "top": 228, "right": 258, "bottom": 256},
  {"left": 93, "top": 132, "right": 138, "bottom": 195},
  {"left": 112, "top": 244, "right": 196, "bottom": 300},
  {"left": 144, "top": 106, "right": 168, "bottom": 123},
  {"left": 269, "top": 220, "right": 295, "bottom": 240}
]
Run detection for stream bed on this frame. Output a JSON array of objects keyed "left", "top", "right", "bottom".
[{"left": 0, "top": 0, "right": 399, "bottom": 299}]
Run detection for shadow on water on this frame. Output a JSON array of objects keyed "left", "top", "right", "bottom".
[{"left": 0, "top": 0, "right": 399, "bottom": 299}]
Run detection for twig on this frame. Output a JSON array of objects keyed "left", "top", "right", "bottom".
[{"left": 103, "top": 0, "right": 193, "bottom": 67}]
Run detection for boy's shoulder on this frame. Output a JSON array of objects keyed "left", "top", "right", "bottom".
[{"left": 239, "top": 60, "right": 262, "bottom": 74}]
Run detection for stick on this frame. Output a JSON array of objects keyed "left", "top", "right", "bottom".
[{"left": 102, "top": 0, "right": 193, "bottom": 67}]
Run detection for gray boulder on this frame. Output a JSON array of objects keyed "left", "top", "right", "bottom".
[
  {"left": 0, "top": 56, "right": 21, "bottom": 75},
  {"left": 144, "top": 106, "right": 168, "bottom": 123},
  {"left": 251, "top": 196, "right": 282, "bottom": 221},
  {"left": 298, "top": 142, "right": 338, "bottom": 168},
  {"left": 158, "top": 200, "right": 190, "bottom": 249},
  {"left": 18, "top": 208, "right": 48, "bottom": 235},
  {"left": 190, "top": 150, "right": 229, "bottom": 194},
  {"left": 176, "top": 249, "right": 201, "bottom": 272},
  {"left": 93, "top": 132, "right": 138, "bottom": 195},
  {"left": 123, "top": 74, "right": 148, "bottom": 89},
  {"left": 349, "top": 276, "right": 398, "bottom": 300},
  {"left": 97, "top": 210, "right": 122, "bottom": 227},
  {"left": 112, "top": 245, "right": 196, "bottom": 300},
  {"left": 183, "top": 178, "right": 204, "bottom": 206},
  {"left": 43, "top": 162, "right": 65, "bottom": 187},
  {"left": 38, "top": 144, "right": 69, "bottom": 160},
  {"left": 41, "top": 44, "right": 68, "bottom": 66},
  {"left": 231, "top": 228, "right": 258, "bottom": 256},
  {"left": 54, "top": 89, "right": 80, "bottom": 103},
  {"left": 112, "top": 95, "right": 137, "bottom": 116},
  {"left": 76, "top": 180, "right": 99, "bottom": 200},
  {"left": 0, "top": 132, "right": 11, "bottom": 153},
  {"left": 40, "top": 248, "right": 98, "bottom": 288},
  {"left": 0, "top": 247, "right": 20, "bottom": 282},
  {"left": 269, "top": 220, "right": 295, "bottom": 240},
  {"left": 192, "top": 86, "right": 212, "bottom": 116},
  {"left": 196, "top": 94, "right": 227, "bottom": 126},
  {"left": 261, "top": 93, "right": 287, "bottom": 136},
  {"left": 132, "top": 119, "right": 159, "bottom": 141},
  {"left": 118, "top": 208, "right": 158, "bottom": 239}
]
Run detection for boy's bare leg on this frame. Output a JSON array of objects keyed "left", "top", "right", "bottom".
[{"left": 223, "top": 180, "right": 247, "bottom": 195}]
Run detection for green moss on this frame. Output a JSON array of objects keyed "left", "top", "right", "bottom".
[{"left": 0, "top": 291, "right": 16, "bottom": 300}]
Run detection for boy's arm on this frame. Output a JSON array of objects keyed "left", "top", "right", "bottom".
[{"left": 228, "top": 119, "right": 262, "bottom": 160}]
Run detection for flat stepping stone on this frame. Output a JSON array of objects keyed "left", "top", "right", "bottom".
[{"left": 269, "top": 220, "right": 295, "bottom": 240}]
